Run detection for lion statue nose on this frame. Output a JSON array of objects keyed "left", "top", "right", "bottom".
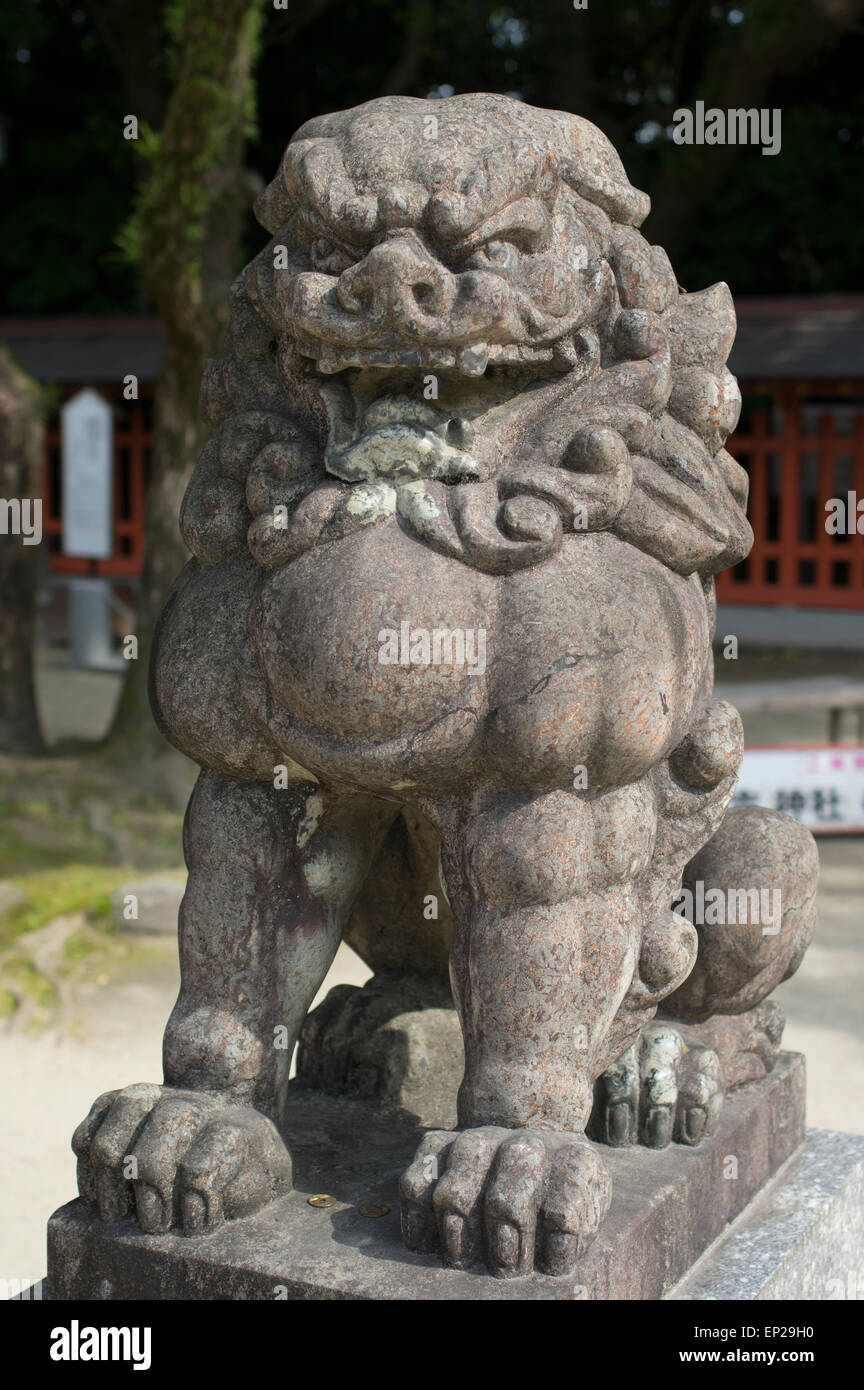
[{"left": 337, "top": 233, "right": 456, "bottom": 327}]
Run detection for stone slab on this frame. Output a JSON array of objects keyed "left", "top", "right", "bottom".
[
  {"left": 716, "top": 603, "right": 864, "bottom": 652},
  {"left": 668, "top": 1127, "right": 864, "bottom": 1300},
  {"left": 714, "top": 675, "right": 864, "bottom": 713},
  {"left": 111, "top": 879, "right": 185, "bottom": 937},
  {"left": 47, "top": 1052, "right": 805, "bottom": 1301}
]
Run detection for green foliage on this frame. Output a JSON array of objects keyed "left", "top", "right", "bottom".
[
  {"left": 0, "top": 758, "right": 185, "bottom": 1028},
  {"left": 671, "top": 102, "right": 864, "bottom": 294},
  {"left": 0, "top": 956, "right": 56, "bottom": 1008},
  {"left": 3, "top": 866, "right": 119, "bottom": 943},
  {"left": 0, "top": 822, "right": 107, "bottom": 878},
  {"left": 115, "top": 124, "right": 162, "bottom": 268},
  {"left": 0, "top": 0, "right": 861, "bottom": 311},
  {"left": 128, "top": 0, "right": 267, "bottom": 324},
  {"left": 62, "top": 930, "right": 100, "bottom": 961},
  {"left": 0, "top": 766, "right": 184, "bottom": 881},
  {"left": 162, "top": 0, "right": 189, "bottom": 71}
]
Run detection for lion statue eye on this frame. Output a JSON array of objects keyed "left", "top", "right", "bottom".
[
  {"left": 478, "top": 239, "right": 519, "bottom": 272},
  {"left": 309, "top": 237, "right": 355, "bottom": 276},
  {"left": 459, "top": 238, "right": 522, "bottom": 275}
]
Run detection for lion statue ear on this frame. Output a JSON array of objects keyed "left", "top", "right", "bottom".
[
  {"left": 254, "top": 169, "right": 292, "bottom": 235},
  {"left": 567, "top": 159, "right": 651, "bottom": 228},
  {"left": 253, "top": 105, "right": 352, "bottom": 232},
  {"left": 547, "top": 111, "right": 651, "bottom": 227}
]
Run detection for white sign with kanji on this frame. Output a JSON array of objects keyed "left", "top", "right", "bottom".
[
  {"left": 61, "top": 388, "right": 113, "bottom": 558},
  {"left": 731, "top": 745, "right": 864, "bottom": 833}
]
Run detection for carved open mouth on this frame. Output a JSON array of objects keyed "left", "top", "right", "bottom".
[
  {"left": 307, "top": 325, "right": 601, "bottom": 493},
  {"left": 290, "top": 335, "right": 582, "bottom": 377}
]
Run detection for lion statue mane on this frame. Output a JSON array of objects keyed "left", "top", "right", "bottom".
[{"left": 180, "top": 94, "right": 752, "bottom": 589}]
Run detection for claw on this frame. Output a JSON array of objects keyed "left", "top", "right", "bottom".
[
  {"left": 679, "top": 1106, "right": 706, "bottom": 1145},
  {"left": 73, "top": 1083, "right": 293, "bottom": 1237},
  {"left": 181, "top": 1190, "right": 211, "bottom": 1236},
  {"left": 487, "top": 1219, "right": 523, "bottom": 1277},
  {"left": 400, "top": 1126, "right": 609, "bottom": 1277},
  {"left": 133, "top": 1182, "right": 167, "bottom": 1234},
  {"left": 400, "top": 1200, "right": 438, "bottom": 1253},
  {"left": 593, "top": 1026, "right": 724, "bottom": 1151},
  {"left": 94, "top": 1169, "right": 132, "bottom": 1222}
]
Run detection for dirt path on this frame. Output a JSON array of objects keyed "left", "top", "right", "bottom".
[{"left": 0, "top": 940, "right": 370, "bottom": 1289}]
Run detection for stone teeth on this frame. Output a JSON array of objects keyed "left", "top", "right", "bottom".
[
  {"left": 316, "top": 351, "right": 344, "bottom": 374},
  {"left": 456, "top": 345, "right": 489, "bottom": 376},
  {"left": 317, "top": 349, "right": 366, "bottom": 372},
  {"left": 311, "top": 340, "right": 565, "bottom": 374}
]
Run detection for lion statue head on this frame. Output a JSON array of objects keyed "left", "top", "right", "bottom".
[{"left": 181, "top": 94, "right": 752, "bottom": 582}]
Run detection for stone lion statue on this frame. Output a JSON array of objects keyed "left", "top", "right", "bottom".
[{"left": 72, "top": 95, "right": 817, "bottom": 1280}]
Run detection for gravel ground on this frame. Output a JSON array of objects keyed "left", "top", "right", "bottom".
[{"left": 0, "top": 939, "right": 371, "bottom": 1290}]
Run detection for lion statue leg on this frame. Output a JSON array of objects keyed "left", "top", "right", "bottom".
[
  {"left": 590, "top": 804, "right": 818, "bottom": 1150},
  {"left": 398, "top": 785, "right": 646, "bottom": 1278},
  {"left": 397, "top": 691, "right": 743, "bottom": 1280},
  {"left": 72, "top": 769, "right": 396, "bottom": 1236}
]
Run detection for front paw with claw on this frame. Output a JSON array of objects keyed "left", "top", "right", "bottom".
[
  {"left": 590, "top": 1023, "right": 724, "bottom": 1148},
  {"left": 72, "top": 1083, "right": 293, "bottom": 1236},
  {"left": 400, "top": 1126, "right": 610, "bottom": 1278}
]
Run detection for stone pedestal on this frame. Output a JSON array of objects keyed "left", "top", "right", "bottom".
[
  {"left": 668, "top": 1127, "right": 864, "bottom": 1300},
  {"left": 48, "top": 1052, "right": 809, "bottom": 1301}
]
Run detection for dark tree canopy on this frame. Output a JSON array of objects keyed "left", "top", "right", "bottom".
[{"left": 1, "top": 0, "right": 862, "bottom": 312}]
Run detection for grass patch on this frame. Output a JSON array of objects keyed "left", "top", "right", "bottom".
[
  {"left": 2, "top": 864, "right": 130, "bottom": 948},
  {"left": 62, "top": 930, "right": 101, "bottom": 961},
  {"left": 0, "top": 752, "right": 185, "bottom": 1029},
  {"left": 2, "top": 955, "right": 58, "bottom": 1009},
  {"left": 0, "top": 829, "right": 108, "bottom": 878}
]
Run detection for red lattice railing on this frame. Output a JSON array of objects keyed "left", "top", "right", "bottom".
[{"left": 716, "top": 383, "right": 864, "bottom": 609}]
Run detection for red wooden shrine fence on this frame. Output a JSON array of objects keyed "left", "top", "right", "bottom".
[
  {"left": 717, "top": 383, "right": 864, "bottom": 609},
  {"left": 41, "top": 382, "right": 864, "bottom": 609}
]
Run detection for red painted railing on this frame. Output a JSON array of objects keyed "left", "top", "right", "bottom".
[
  {"left": 40, "top": 382, "right": 864, "bottom": 608},
  {"left": 716, "top": 383, "right": 864, "bottom": 608}
]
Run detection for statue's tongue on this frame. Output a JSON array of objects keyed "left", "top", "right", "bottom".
[
  {"left": 326, "top": 422, "right": 479, "bottom": 485},
  {"left": 323, "top": 393, "right": 480, "bottom": 484}
]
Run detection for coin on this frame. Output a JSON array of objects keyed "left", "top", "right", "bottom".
[
  {"left": 307, "top": 1194, "right": 338, "bottom": 1209},
  {"left": 357, "top": 1202, "right": 390, "bottom": 1218}
]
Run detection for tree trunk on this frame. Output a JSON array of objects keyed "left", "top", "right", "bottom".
[
  {"left": 107, "top": 0, "right": 266, "bottom": 782},
  {"left": 0, "top": 346, "right": 45, "bottom": 754}
]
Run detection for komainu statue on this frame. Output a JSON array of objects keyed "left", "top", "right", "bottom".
[{"left": 72, "top": 95, "right": 818, "bottom": 1279}]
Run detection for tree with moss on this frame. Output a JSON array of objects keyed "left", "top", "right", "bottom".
[
  {"left": 0, "top": 345, "right": 44, "bottom": 754},
  {"left": 106, "top": 0, "right": 267, "bottom": 780}
]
